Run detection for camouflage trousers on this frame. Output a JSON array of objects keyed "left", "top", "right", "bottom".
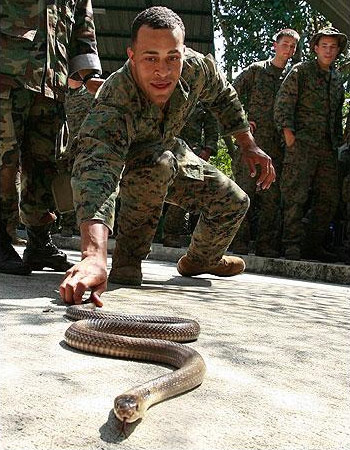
[
  {"left": 162, "top": 146, "right": 206, "bottom": 242},
  {"left": 0, "top": 87, "right": 64, "bottom": 226},
  {"left": 163, "top": 203, "right": 190, "bottom": 237},
  {"left": 232, "top": 136, "right": 284, "bottom": 253},
  {"left": 281, "top": 139, "right": 339, "bottom": 247},
  {"left": 113, "top": 141, "right": 249, "bottom": 266}
]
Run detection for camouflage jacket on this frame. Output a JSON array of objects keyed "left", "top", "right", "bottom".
[
  {"left": 274, "top": 59, "right": 345, "bottom": 150},
  {"left": 233, "top": 59, "right": 285, "bottom": 140},
  {"left": 0, "top": 0, "right": 101, "bottom": 101},
  {"left": 72, "top": 48, "right": 249, "bottom": 228},
  {"left": 65, "top": 85, "right": 94, "bottom": 151},
  {"left": 179, "top": 102, "right": 219, "bottom": 155}
]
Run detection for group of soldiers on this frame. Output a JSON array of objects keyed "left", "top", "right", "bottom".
[
  {"left": 0, "top": 3, "right": 349, "bottom": 302},
  {"left": 234, "top": 26, "right": 349, "bottom": 263},
  {"left": 161, "top": 27, "right": 350, "bottom": 263}
]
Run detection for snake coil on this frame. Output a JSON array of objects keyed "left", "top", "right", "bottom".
[{"left": 64, "top": 304, "right": 206, "bottom": 428}]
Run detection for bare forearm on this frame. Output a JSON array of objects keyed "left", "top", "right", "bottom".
[{"left": 80, "top": 220, "right": 109, "bottom": 262}]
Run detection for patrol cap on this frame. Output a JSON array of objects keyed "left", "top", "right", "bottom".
[{"left": 310, "top": 27, "right": 348, "bottom": 54}]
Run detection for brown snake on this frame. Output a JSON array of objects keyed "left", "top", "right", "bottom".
[{"left": 64, "top": 304, "right": 206, "bottom": 428}]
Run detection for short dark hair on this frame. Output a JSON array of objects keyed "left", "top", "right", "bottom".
[
  {"left": 131, "top": 6, "right": 185, "bottom": 44},
  {"left": 273, "top": 29, "right": 300, "bottom": 43}
]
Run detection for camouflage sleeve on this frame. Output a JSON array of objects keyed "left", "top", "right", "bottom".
[
  {"left": 203, "top": 109, "right": 219, "bottom": 155},
  {"left": 198, "top": 54, "right": 250, "bottom": 136},
  {"left": 69, "top": 0, "right": 102, "bottom": 75},
  {"left": 335, "top": 88, "right": 345, "bottom": 147},
  {"left": 274, "top": 67, "right": 299, "bottom": 132},
  {"left": 232, "top": 64, "right": 256, "bottom": 110},
  {"left": 71, "top": 80, "right": 131, "bottom": 231}
]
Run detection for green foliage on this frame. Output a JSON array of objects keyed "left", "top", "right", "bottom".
[
  {"left": 212, "top": 0, "right": 329, "bottom": 76},
  {"left": 209, "top": 138, "right": 233, "bottom": 176}
]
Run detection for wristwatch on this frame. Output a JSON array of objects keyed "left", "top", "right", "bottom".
[{"left": 82, "top": 72, "right": 101, "bottom": 85}]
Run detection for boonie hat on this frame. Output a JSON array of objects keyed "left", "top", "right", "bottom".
[{"left": 310, "top": 27, "right": 348, "bottom": 54}]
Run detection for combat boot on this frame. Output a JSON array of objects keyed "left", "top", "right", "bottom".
[
  {"left": 23, "top": 224, "right": 74, "bottom": 271},
  {"left": 6, "top": 221, "right": 27, "bottom": 246},
  {"left": 163, "top": 233, "right": 190, "bottom": 248},
  {"left": 177, "top": 254, "right": 245, "bottom": 277},
  {"left": 284, "top": 245, "right": 301, "bottom": 260},
  {"left": 228, "top": 240, "right": 249, "bottom": 255},
  {"left": 302, "top": 232, "right": 339, "bottom": 263},
  {"left": 302, "top": 246, "right": 339, "bottom": 263},
  {"left": 108, "top": 245, "right": 142, "bottom": 286},
  {"left": 108, "top": 261, "right": 142, "bottom": 286},
  {"left": 255, "top": 245, "right": 280, "bottom": 258},
  {"left": 0, "top": 220, "right": 31, "bottom": 275}
]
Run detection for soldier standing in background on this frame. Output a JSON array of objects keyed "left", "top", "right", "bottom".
[
  {"left": 232, "top": 29, "right": 300, "bottom": 257},
  {"left": 0, "top": 0, "right": 103, "bottom": 275},
  {"left": 60, "top": 78, "right": 95, "bottom": 237},
  {"left": 162, "top": 101, "right": 219, "bottom": 248},
  {"left": 59, "top": 6, "right": 275, "bottom": 302},
  {"left": 339, "top": 109, "right": 350, "bottom": 263},
  {"left": 274, "top": 27, "right": 348, "bottom": 262}
]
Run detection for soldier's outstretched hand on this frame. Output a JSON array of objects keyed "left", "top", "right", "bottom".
[{"left": 59, "top": 256, "right": 107, "bottom": 306}]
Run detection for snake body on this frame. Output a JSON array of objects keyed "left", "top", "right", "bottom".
[{"left": 65, "top": 305, "right": 206, "bottom": 424}]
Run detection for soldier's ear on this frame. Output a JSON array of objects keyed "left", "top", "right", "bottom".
[{"left": 127, "top": 47, "right": 135, "bottom": 64}]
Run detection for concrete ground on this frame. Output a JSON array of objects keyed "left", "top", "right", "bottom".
[{"left": 1, "top": 247, "right": 349, "bottom": 450}]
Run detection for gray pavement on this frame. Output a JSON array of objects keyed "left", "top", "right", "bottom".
[{"left": 1, "top": 247, "right": 349, "bottom": 450}]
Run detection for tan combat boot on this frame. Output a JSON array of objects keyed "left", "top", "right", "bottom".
[
  {"left": 108, "top": 246, "right": 143, "bottom": 286},
  {"left": 177, "top": 254, "right": 245, "bottom": 277},
  {"left": 108, "top": 263, "right": 142, "bottom": 286}
]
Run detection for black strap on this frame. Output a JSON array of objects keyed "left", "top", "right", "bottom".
[{"left": 82, "top": 72, "right": 101, "bottom": 85}]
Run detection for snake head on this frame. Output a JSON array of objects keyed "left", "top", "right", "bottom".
[{"left": 114, "top": 394, "right": 143, "bottom": 423}]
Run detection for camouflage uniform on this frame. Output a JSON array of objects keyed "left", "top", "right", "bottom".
[
  {"left": 232, "top": 59, "right": 286, "bottom": 256},
  {"left": 72, "top": 49, "right": 250, "bottom": 267},
  {"left": 0, "top": 0, "right": 101, "bottom": 227},
  {"left": 274, "top": 59, "right": 344, "bottom": 253},
  {"left": 60, "top": 84, "right": 95, "bottom": 234},
  {"left": 65, "top": 85, "right": 95, "bottom": 153},
  {"left": 163, "top": 102, "right": 219, "bottom": 246}
]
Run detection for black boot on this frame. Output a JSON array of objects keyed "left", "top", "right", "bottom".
[
  {"left": 23, "top": 224, "right": 74, "bottom": 271},
  {"left": 302, "top": 231, "right": 340, "bottom": 263},
  {"left": 0, "top": 220, "right": 31, "bottom": 275},
  {"left": 303, "top": 246, "right": 340, "bottom": 263}
]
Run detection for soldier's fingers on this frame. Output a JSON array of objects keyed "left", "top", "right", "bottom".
[
  {"left": 60, "top": 282, "right": 74, "bottom": 304},
  {"left": 247, "top": 159, "right": 257, "bottom": 178},
  {"left": 260, "top": 166, "right": 276, "bottom": 190},
  {"left": 89, "top": 290, "right": 104, "bottom": 307},
  {"left": 73, "top": 276, "right": 106, "bottom": 304}
]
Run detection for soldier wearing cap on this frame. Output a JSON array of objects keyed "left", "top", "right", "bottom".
[
  {"left": 232, "top": 28, "right": 300, "bottom": 258},
  {"left": 274, "top": 27, "right": 348, "bottom": 262}
]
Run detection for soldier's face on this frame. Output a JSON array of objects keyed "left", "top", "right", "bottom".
[
  {"left": 314, "top": 36, "right": 339, "bottom": 69},
  {"left": 273, "top": 36, "right": 297, "bottom": 62},
  {"left": 127, "top": 25, "right": 185, "bottom": 108}
]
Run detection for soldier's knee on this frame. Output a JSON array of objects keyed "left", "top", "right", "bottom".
[
  {"left": 242, "top": 193, "right": 250, "bottom": 213},
  {"left": 153, "top": 150, "right": 178, "bottom": 181},
  {"left": 228, "top": 180, "right": 250, "bottom": 214}
]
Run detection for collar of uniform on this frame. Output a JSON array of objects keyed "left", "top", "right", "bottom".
[
  {"left": 313, "top": 58, "right": 335, "bottom": 78},
  {"left": 265, "top": 58, "right": 284, "bottom": 75}
]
